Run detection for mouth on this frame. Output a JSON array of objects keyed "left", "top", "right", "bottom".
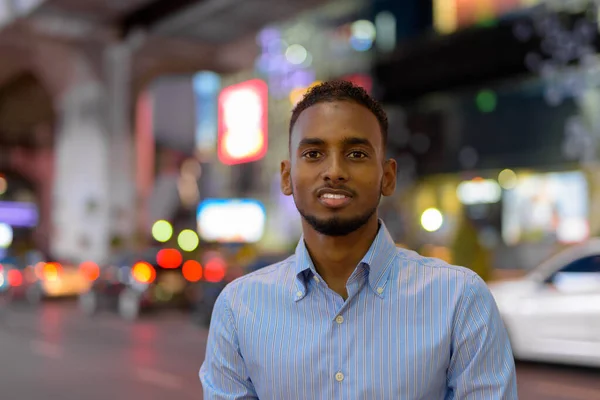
[{"left": 317, "top": 189, "right": 353, "bottom": 209}]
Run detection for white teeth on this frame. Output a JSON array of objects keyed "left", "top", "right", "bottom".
[{"left": 322, "top": 193, "right": 347, "bottom": 199}]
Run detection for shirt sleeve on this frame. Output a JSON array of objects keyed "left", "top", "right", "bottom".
[
  {"left": 447, "top": 273, "right": 518, "bottom": 400},
  {"left": 200, "top": 288, "right": 258, "bottom": 400}
]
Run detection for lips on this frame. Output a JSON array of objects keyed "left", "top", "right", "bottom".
[{"left": 317, "top": 188, "right": 353, "bottom": 209}]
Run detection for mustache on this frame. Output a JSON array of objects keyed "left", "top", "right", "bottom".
[{"left": 314, "top": 184, "right": 357, "bottom": 197}]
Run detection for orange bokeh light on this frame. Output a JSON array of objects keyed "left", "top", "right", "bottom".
[
  {"left": 43, "top": 262, "right": 62, "bottom": 282},
  {"left": 157, "top": 248, "right": 183, "bottom": 269},
  {"left": 182, "top": 260, "right": 203, "bottom": 282},
  {"left": 79, "top": 261, "right": 100, "bottom": 281},
  {"left": 132, "top": 262, "right": 156, "bottom": 284}
]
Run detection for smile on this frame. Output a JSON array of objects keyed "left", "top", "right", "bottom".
[{"left": 317, "top": 190, "right": 353, "bottom": 209}]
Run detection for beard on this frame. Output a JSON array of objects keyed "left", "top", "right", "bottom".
[
  {"left": 297, "top": 206, "right": 378, "bottom": 236},
  {"left": 292, "top": 180, "right": 381, "bottom": 237}
]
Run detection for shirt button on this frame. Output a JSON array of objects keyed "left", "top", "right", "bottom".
[
  {"left": 335, "top": 372, "right": 344, "bottom": 382},
  {"left": 313, "top": 276, "right": 320, "bottom": 283},
  {"left": 377, "top": 287, "right": 384, "bottom": 294},
  {"left": 335, "top": 315, "right": 344, "bottom": 324},
  {"left": 296, "top": 291, "right": 303, "bottom": 298}
]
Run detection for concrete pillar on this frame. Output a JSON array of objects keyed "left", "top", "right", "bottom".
[
  {"left": 104, "top": 43, "right": 136, "bottom": 249},
  {"left": 52, "top": 54, "right": 111, "bottom": 264},
  {"left": 50, "top": 41, "right": 136, "bottom": 263}
]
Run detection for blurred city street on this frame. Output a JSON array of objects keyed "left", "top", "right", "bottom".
[
  {"left": 0, "top": 301, "right": 206, "bottom": 400},
  {"left": 0, "top": 0, "right": 599, "bottom": 397},
  {"left": 0, "top": 300, "right": 598, "bottom": 400}
]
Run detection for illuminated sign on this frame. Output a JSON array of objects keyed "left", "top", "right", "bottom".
[
  {"left": 434, "top": 0, "right": 538, "bottom": 34},
  {"left": 457, "top": 178, "right": 502, "bottom": 205},
  {"left": 197, "top": 199, "right": 266, "bottom": 243},
  {"left": 218, "top": 79, "right": 268, "bottom": 165},
  {"left": 0, "top": 201, "right": 39, "bottom": 227},
  {"left": 193, "top": 71, "right": 220, "bottom": 161}
]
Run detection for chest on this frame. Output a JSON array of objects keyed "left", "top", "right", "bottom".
[{"left": 238, "top": 292, "right": 452, "bottom": 400}]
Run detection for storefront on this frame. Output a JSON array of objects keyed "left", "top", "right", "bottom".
[{"left": 392, "top": 162, "right": 600, "bottom": 276}]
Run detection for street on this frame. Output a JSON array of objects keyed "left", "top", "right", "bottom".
[{"left": 0, "top": 301, "right": 599, "bottom": 400}]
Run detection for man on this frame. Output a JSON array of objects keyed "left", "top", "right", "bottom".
[{"left": 200, "top": 81, "right": 517, "bottom": 399}]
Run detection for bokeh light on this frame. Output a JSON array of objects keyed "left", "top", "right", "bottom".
[
  {"left": 0, "top": 223, "right": 13, "bottom": 248},
  {"left": 7, "top": 269, "right": 22, "bottom": 287},
  {"left": 182, "top": 260, "right": 203, "bottom": 282},
  {"left": 152, "top": 220, "right": 173, "bottom": 243},
  {"left": 132, "top": 262, "right": 156, "bottom": 284},
  {"left": 178, "top": 229, "right": 199, "bottom": 252},
  {"left": 156, "top": 249, "right": 183, "bottom": 269},
  {"left": 421, "top": 208, "right": 444, "bottom": 232},
  {"left": 79, "top": 261, "right": 100, "bottom": 281},
  {"left": 285, "top": 44, "right": 308, "bottom": 65},
  {"left": 43, "top": 262, "right": 62, "bottom": 282},
  {"left": 204, "top": 257, "right": 227, "bottom": 283},
  {"left": 498, "top": 169, "right": 518, "bottom": 190},
  {"left": 476, "top": 89, "right": 497, "bottom": 113}
]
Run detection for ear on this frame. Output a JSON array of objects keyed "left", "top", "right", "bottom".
[
  {"left": 381, "top": 158, "right": 397, "bottom": 197},
  {"left": 280, "top": 160, "right": 293, "bottom": 196}
]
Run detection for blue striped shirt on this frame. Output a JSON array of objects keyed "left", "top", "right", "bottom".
[{"left": 200, "top": 223, "right": 517, "bottom": 399}]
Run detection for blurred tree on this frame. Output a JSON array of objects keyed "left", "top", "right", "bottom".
[{"left": 450, "top": 216, "right": 492, "bottom": 282}]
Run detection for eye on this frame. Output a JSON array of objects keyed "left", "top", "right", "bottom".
[
  {"left": 348, "top": 151, "right": 367, "bottom": 159},
  {"left": 302, "top": 150, "right": 322, "bottom": 159}
]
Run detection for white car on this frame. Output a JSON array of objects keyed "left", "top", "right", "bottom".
[{"left": 489, "top": 239, "right": 600, "bottom": 367}]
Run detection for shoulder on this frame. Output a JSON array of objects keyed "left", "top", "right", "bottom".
[
  {"left": 396, "top": 247, "right": 481, "bottom": 284},
  {"left": 393, "top": 247, "right": 491, "bottom": 304},
  {"left": 219, "top": 255, "right": 297, "bottom": 304}
]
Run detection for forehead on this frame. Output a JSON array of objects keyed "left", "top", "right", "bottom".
[{"left": 291, "top": 101, "right": 382, "bottom": 148}]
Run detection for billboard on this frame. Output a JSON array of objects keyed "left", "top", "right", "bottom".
[
  {"left": 217, "top": 79, "right": 268, "bottom": 165},
  {"left": 197, "top": 199, "right": 266, "bottom": 243},
  {"left": 502, "top": 171, "right": 589, "bottom": 245}
]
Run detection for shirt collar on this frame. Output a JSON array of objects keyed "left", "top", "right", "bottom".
[{"left": 293, "top": 220, "right": 398, "bottom": 300}]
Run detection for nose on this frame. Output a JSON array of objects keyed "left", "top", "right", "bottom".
[{"left": 322, "top": 154, "right": 348, "bottom": 183}]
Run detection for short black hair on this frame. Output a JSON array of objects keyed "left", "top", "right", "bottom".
[{"left": 289, "top": 80, "right": 388, "bottom": 147}]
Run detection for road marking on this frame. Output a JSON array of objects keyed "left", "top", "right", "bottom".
[
  {"left": 135, "top": 368, "right": 183, "bottom": 390},
  {"left": 29, "top": 340, "right": 63, "bottom": 359},
  {"left": 533, "top": 381, "right": 600, "bottom": 400}
]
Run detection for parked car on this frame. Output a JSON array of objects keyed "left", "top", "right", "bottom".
[{"left": 489, "top": 238, "right": 600, "bottom": 367}]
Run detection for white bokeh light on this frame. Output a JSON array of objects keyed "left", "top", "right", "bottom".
[
  {"left": 421, "top": 208, "right": 444, "bottom": 232},
  {"left": 0, "top": 223, "right": 13, "bottom": 248}
]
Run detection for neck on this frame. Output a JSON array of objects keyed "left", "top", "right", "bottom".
[{"left": 302, "top": 215, "right": 380, "bottom": 287}]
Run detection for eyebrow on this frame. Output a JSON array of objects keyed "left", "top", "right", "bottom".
[
  {"left": 298, "top": 138, "right": 326, "bottom": 147},
  {"left": 341, "top": 136, "right": 373, "bottom": 148},
  {"left": 297, "top": 136, "right": 374, "bottom": 148}
]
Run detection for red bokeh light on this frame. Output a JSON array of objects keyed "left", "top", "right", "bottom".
[
  {"left": 182, "top": 260, "right": 203, "bottom": 282},
  {"left": 7, "top": 269, "right": 23, "bottom": 287},
  {"left": 157, "top": 249, "right": 183, "bottom": 269},
  {"left": 204, "top": 257, "right": 227, "bottom": 283}
]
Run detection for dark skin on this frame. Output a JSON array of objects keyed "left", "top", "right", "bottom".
[{"left": 281, "top": 101, "right": 397, "bottom": 299}]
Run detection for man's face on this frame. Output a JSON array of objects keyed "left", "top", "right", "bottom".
[{"left": 281, "top": 100, "right": 397, "bottom": 236}]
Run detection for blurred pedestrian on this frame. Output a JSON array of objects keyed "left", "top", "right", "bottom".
[{"left": 200, "top": 81, "right": 517, "bottom": 399}]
